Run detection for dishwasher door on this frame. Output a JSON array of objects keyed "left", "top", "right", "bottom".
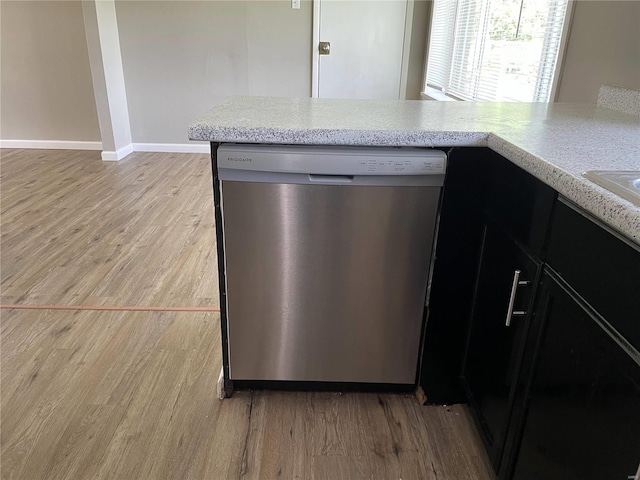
[{"left": 221, "top": 177, "right": 440, "bottom": 384}]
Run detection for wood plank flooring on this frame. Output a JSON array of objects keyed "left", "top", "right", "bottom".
[
  {"left": 2, "top": 308, "right": 493, "bottom": 480},
  {"left": 0, "top": 149, "right": 217, "bottom": 307},
  {"left": 0, "top": 149, "right": 494, "bottom": 479}
]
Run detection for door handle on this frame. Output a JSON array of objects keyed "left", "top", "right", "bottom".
[
  {"left": 319, "top": 42, "right": 330, "bottom": 55},
  {"left": 505, "top": 269, "right": 528, "bottom": 326}
]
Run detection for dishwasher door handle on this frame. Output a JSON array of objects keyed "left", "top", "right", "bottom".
[{"left": 308, "top": 174, "right": 355, "bottom": 184}]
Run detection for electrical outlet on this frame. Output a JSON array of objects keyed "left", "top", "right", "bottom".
[{"left": 292, "top": 0, "right": 300, "bottom": 9}]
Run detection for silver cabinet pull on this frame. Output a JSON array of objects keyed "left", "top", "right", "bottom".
[{"left": 505, "top": 269, "right": 527, "bottom": 326}]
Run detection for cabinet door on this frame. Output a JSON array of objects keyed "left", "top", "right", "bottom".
[
  {"left": 510, "top": 272, "right": 640, "bottom": 480},
  {"left": 461, "top": 221, "right": 540, "bottom": 470}
]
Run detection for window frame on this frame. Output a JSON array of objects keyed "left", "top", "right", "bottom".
[{"left": 421, "top": 0, "right": 576, "bottom": 102}]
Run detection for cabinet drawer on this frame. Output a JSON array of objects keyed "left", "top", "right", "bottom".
[
  {"left": 546, "top": 197, "right": 640, "bottom": 349},
  {"left": 484, "top": 151, "right": 556, "bottom": 257}
]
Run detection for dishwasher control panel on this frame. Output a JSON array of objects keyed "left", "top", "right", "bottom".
[
  {"left": 218, "top": 144, "right": 447, "bottom": 176},
  {"left": 359, "top": 158, "right": 444, "bottom": 174}
]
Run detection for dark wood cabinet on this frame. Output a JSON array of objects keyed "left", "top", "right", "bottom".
[
  {"left": 508, "top": 271, "right": 640, "bottom": 480},
  {"left": 420, "top": 147, "right": 555, "bottom": 404},
  {"left": 502, "top": 199, "right": 640, "bottom": 480},
  {"left": 422, "top": 148, "right": 639, "bottom": 479},
  {"left": 419, "top": 148, "right": 490, "bottom": 404},
  {"left": 461, "top": 220, "right": 541, "bottom": 470}
]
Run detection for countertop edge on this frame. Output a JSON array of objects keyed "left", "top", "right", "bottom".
[{"left": 188, "top": 125, "right": 491, "bottom": 148}]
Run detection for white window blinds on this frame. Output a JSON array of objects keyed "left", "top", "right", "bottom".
[{"left": 425, "top": 0, "right": 569, "bottom": 102}]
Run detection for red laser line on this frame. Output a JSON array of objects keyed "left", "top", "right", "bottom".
[{"left": 0, "top": 304, "right": 220, "bottom": 312}]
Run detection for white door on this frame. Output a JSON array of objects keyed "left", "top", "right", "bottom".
[{"left": 315, "top": 0, "right": 408, "bottom": 100}]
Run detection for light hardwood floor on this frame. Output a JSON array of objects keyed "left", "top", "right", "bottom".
[
  {"left": 2, "top": 308, "right": 493, "bottom": 480},
  {"left": 1, "top": 149, "right": 217, "bottom": 307},
  {"left": 0, "top": 149, "right": 494, "bottom": 480}
]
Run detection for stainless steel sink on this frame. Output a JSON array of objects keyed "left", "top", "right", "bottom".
[{"left": 583, "top": 170, "right": 640, "bottom": 207}]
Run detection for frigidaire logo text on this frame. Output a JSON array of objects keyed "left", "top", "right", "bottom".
[{"left": 228, "top": 157, "right": 252, "bottom": 162}]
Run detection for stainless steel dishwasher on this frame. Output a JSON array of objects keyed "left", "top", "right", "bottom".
[{"left": 218, "top": 144, "right": 446, "bottom": 385}]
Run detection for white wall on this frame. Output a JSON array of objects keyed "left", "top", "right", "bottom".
[
  {"left": 405, "top": 0, "right": 431, "bottom": 100},
  {"left": 114, "top": 0, "right": 313, "bottom": 144},
  {"left": 4, "top": 0, "right": 635, "bottom": 149},
  {"left": 0, "top": 1, "right": 101, "bottom": 142},
  {"left": 556, "top": 0, "right": 640, "bottom": 103}
]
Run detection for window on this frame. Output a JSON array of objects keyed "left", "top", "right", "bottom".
[{"left": 425, "top": 0, "right": 569, "bottom": 102}]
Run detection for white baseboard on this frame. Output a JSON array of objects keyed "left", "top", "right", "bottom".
[
  {"left": 0, "top": 139, "right": 209, "bottom": 160},
  {"left": 0, "top": 139, "right": 102, "bottom": 150},
  {"left": 101, "top": 143, "right": 134, "bottom": 161},
  {"left": 132, "top": 143, "right": 210, "bottom": 154}
]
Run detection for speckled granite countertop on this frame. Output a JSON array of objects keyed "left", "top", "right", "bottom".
[{"left": 189, "top": 96, "right": 640, "bottom": 245}]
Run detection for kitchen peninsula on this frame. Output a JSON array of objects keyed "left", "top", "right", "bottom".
[{"left": 189, "top": 92, "right": 640, "bottom": 480}]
